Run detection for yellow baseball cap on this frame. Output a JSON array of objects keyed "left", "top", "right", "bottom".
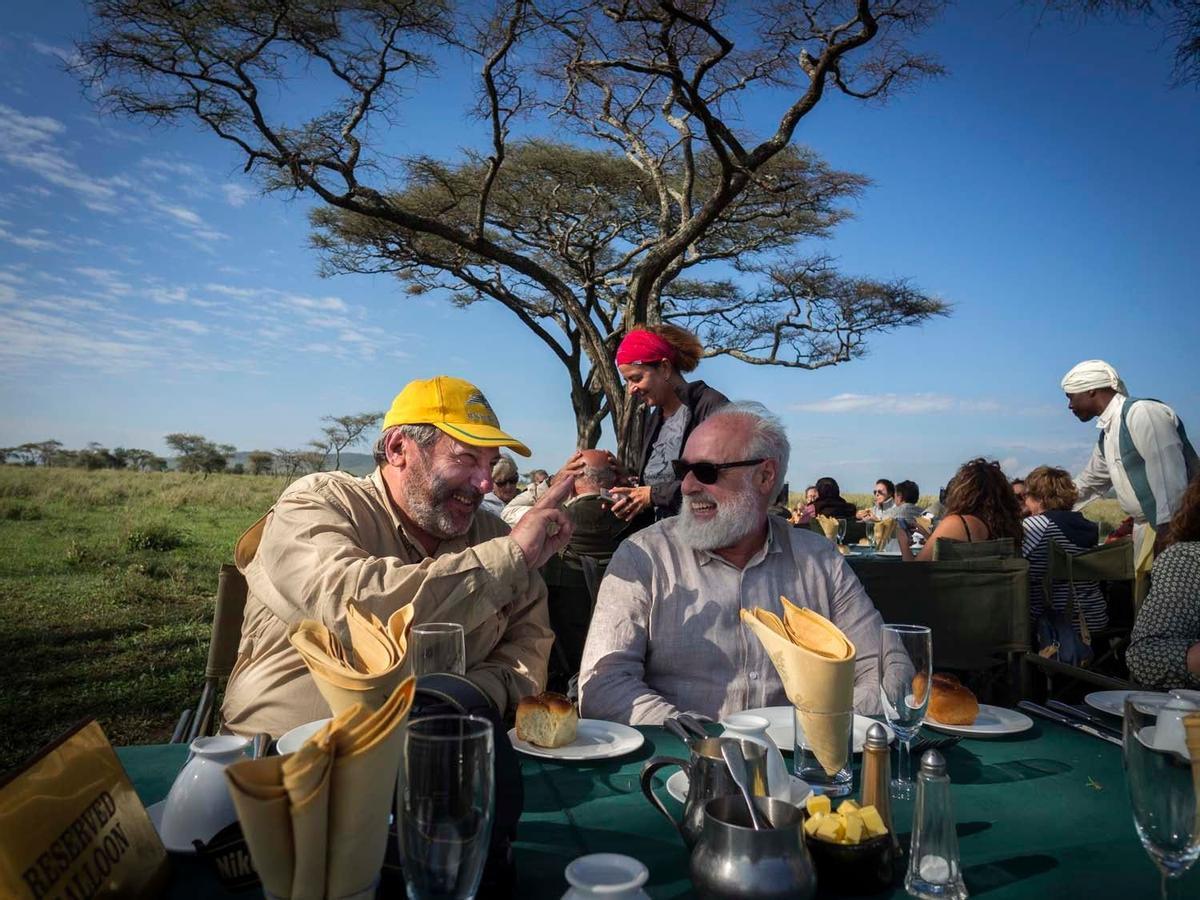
[{"left": 382, "top": 376, "right": 531, "bottom": 457}]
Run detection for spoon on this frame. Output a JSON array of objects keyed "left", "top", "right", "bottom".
[{"left": 720, "top": 738, "right": 770, "bottom": 830}]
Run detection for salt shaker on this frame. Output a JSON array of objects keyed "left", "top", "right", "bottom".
[
  {"left": 860, "top": 723, "right": 898, "bottom": 852},
  {"left": 904, "top": 750, "right": 968, "bottom": 899}
]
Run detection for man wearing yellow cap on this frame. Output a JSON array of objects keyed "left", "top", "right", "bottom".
[{"left": 221, "top": 376, "right": 580, "bottom": 737}]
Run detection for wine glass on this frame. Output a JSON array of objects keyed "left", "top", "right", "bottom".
[
  {"left": 836, "top": 518, "right": 849, "bottom": 544},
  {"left": 1122, "top": 693, "right": 1200, "bottom": 899},
  {"left": 878, "top": 624, "right": 933, "bottom": 799},
  {"left": 397, "top": 715, "right": 495, "bottom": 900},
  {"left": 411, "top": 623, "right": 467, "bottom": 676}
]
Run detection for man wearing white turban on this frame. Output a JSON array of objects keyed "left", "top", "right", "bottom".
[{"left": 1061, "top": 359, "right": 1199, "bottom": 559}]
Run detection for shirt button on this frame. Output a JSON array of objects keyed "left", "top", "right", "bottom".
[{"left": 749, "top": 672, "right": 759, "bottom": 681}]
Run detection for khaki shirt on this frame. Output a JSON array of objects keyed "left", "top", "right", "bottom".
[{"left": 221, "top": 468, "right": 553, "bottom": 738}]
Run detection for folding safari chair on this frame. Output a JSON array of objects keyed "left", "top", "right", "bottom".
[
  {"left": 931, "top": 537, "right": 1018, "bottom": 561},
  {"left": 848, "top": 555, "right": 1032, "bottom": 704},
  {"left": 1023, "top": 539, "right": 1136, "bottom": 699},
  {"left": 171, "top": 564, "right": 248, "bottom": 743}
]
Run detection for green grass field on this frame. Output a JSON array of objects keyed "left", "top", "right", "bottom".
[
  {"left": 0, "top": 468, "right": 1126, "bottom": 773},
  {"left": 0, "top": 467, "right": 279, "bottom": 772}
]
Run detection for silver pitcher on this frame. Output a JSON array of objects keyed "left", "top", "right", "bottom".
[
  {"left": 689, "top": 795, "right": 816, "bottom": 900},
  {"left": 639, "top": 737, "right": 768, "bottom": 848}
]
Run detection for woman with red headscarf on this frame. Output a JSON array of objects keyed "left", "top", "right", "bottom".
[{"left": 608, "top": 324, "right": 728, "bottom": 522}]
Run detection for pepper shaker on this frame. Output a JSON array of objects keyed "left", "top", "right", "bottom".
[
  {"left": 904, "top": 750, "right": 968, "bottom": 899},
  {"left": 860, "top": 723, "right": 898, "bottom": 851}
]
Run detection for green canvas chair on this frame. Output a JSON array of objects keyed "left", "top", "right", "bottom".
[
  {"left": 931, "top": 537, "right": 1019, "bottom": 561},
  {"left": 172, "top": 564, "right": 248, "bottom": 743},
  {"left": 847, "top": 555, "right": 1031, "bottom": 702}
]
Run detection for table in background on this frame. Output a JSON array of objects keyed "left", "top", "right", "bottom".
[{"left": 119, "top": 722, "right": 1198, "bottom": 899}]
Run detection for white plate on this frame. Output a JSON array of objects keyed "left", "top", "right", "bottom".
[
  {"left": 664, "top": 769, "right": 812, "bottom": 807},
  {"left": 872, "top": 550, "right": 902, "bottom": 558},
  {"left": 277, "top": 717, "right": 333, "bottom": 755},
  {"left": 508, "top": 719, "right": 645, "bottom": 760},
  {"left": 924, "top": 704, "right": 1033, "bottom": 736},
  {"left": 147, "top": 800, "right": 196, "bottom": 855},
  {"left": 738, "top": 707, "right": 894, "bottom": 754},
  {"left": 1085, "top": 690, "right": 1169, "bottom": 718}
]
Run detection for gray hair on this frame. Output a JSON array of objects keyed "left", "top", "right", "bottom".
[
  {"left": 705, "top": 401, "right": 790, "bottom": 494},
  {"left": 492, "top": 455, "right": 518, "bottom": 483},
  {"left": 580, "top": 463, "right": 617, "bottom": 490},
  {"left": 373, "top": 424, "right": 440, "bottom": 465}
]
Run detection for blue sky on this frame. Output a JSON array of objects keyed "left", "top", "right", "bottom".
[{"left": 0, "top": 3, "right": 1196, "bottom": 495}]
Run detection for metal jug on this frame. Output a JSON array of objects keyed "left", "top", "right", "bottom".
[
  {"left": 639, "top": 737, "right": 768, "bottom": 848},
  {"left": 689, "top": 795, "right": 816, "bottom": 900}
]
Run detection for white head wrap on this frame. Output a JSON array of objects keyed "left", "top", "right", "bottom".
[{"left": 1060, "top": 359, "right": 1127, "bottom": 395}]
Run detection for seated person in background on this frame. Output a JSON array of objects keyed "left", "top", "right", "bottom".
[
  {"left": 1021, "top": 466, "right": 1107, "bottom": 634},
  {"left": 480, "top": 454, "right": 520, "bottom": 516},
  {"left": 898, "top": 458, "right": 1023, "bottom": 561},
  {"left": 221, "top": 376, "right": 579, "bottom": 737},
  {"left": 528, "top": 469, "right": 550, "bottom": 500},
  {"left": 923, "top": 486, "right": 947, "bottom": 525},
  {"left": 790, "top": 485, "right": 819, "bottom": 526},
  {"left": 1011, "top": 478, "right": 1031, "bottom": 518},
  {"left": 882, "top": 480, "right": 925, "bottom": 523},
  {"left": 767, "top": 481, "right": 793, "bottom": 521},
  {"left": 858, "top": 478, "right": 896, "bottom": 521},
  {"left": 543, "top": 449, "right": 633, "bottom": 693},
  {"left": 1127, "top": 472, "right": 1200, "bottom": 689},
  {"left": 812, "top": 476, "right": 858, "bottom": 520},
  {"left": 579, "top": 402, "right": 885, "bottom": 725}
]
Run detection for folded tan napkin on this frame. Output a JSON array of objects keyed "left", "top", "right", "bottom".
[
  {"left": 815, "top": 515, "right": 840, "bottom": 542},
  {"left": 741, "top": 599, "right": 856, "bottom": 776},
  {"left": 289, "top": 603, "right": 415, "bottom": 715},
  {"left": 873, "top": 519, "right": 897, "bottom": 550},
  {"left": 226, "top": 678, "right": 416, "bottom": 899}
]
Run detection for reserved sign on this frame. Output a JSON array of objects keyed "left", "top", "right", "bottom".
[{"left": 0, "top": 719, "right": 169, "bottom": 899}]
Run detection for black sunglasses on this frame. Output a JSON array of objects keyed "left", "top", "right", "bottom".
[{"left": 671, "top": 458, "right": 765, "bottom": 485}]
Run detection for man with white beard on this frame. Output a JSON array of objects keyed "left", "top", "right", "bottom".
[
  {"left": 222, "top": 375, "right": 581, "bottom": 738},
  {"left": 578, "top": 402, "right": 885, "bottom": 725}
]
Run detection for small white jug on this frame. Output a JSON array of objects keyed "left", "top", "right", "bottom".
[
  {"left": 159, "top": 734, "right": 250, "bottom": 852},
  {"left": 720, "top": 713, "right": 792, "bottom": 803}
]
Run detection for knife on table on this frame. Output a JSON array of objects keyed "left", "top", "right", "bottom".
[
  {"left": 676, "top": 714, "right": 713, "bottom": 741},
  {"left": 1046, "top": 700, "right": 1123, "bottom": 740},
  {"left": 664, "top": 718, "right": 695, "bottom": 746},
  {"left": 1017, "top": 701, "right": 1122, "bottom": 746}
]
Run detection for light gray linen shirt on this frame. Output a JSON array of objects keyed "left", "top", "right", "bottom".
[{"left": 578, "top": 515, "right": 885, "bottom": 725}]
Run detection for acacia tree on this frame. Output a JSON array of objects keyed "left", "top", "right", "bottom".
[
  {"left": 319, "top": 412, "right": 384, "bottom": 470},
  {"left": 80, "top": 0, "right": 948, "bottom": 456}
]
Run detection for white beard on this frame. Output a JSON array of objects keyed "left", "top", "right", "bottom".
[{"left": 676, "top": 486, "right": 761, "bottom": 551}]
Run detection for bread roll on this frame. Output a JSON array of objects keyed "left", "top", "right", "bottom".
[
  {"left": 515, "top": 692, "right": 579, "bottom": 748},
  {"left": 913, "top": 672, "right": 979, "bottom": 726}
]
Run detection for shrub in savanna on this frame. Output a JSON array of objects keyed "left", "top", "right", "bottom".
[{"left": 125, "top": 523, "right": 185, "bottom": 552}]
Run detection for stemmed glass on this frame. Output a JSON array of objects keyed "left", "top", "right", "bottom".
[
  {"left": 836, "top": 518, "right": 849, "bottom": 545},
  {"left": 878, "top": 624, "right": 933, "bottom": 799},
  {"left": 397, "top": 715, "right": 495, "bottom": 900},
  {"left": 411, "top": 623, "right": 466, "bottom": 676},
  {"left": 1122, "top": 693, "right": 1200, "bottom": 899}
]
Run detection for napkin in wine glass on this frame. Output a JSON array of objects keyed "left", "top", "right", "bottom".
[
  {"left": 289, "top": 602, "right": 415, "bottom": 715},
  {"left": 741, "top": 599, "right": 856, "bottom": 775}
]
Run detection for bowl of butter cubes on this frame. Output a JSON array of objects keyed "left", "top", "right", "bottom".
[{"left": 801, "top": 794, "right": 895, "bottom": 894}]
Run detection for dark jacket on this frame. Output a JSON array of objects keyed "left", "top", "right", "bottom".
[{"left": 637, "top": 379, "right": 729, "bottom": 516}]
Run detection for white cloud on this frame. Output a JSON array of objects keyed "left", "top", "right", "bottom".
[
  {"left": 791, "top": 392, "right": 1011, "bottom": 416},
  {"left": 0, "top": 104, "right": 121, "bottom": 204},
  {"left": 221, "top": 183, "right": 253, "bottom": 207},
  {"left": 0, "top": 225, "right": 54, "bottom": 250},
  {"left": 163, "top": 318, "right": 209, "bottom": 335}
]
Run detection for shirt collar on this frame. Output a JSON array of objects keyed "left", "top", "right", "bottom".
[{"left": 1097, "top": 393, "right": 1125, "bottom": 431}]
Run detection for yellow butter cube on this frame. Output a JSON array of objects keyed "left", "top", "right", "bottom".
[
  {"left": 803, "top": 812, "right": 824, "bottom": 837},
  {"left": 837, "top": 799, "right": 860, "bottom": 814},
  {"left": 860, "top": 805, "right": 888, "bottom": 837},
  {"left": 843, "top": 814, "right": 865, "bottom": 843},
  {"left": 806, "top": 794, "right": 832, "bottom": 816},
  {"left": 816, "top": 815, "right": 845, "bottom": 843}
]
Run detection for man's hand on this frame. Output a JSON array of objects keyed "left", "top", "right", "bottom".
[
  {"left": 509, "top": 460, "right": 577, "bottom": 568},
  {"left": 609, "top": 484, "right": 652, "bottom": 521}
]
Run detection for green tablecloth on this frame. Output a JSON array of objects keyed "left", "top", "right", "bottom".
[{"left": 119, "top": 722, "right": 1199, "bottom": 898}]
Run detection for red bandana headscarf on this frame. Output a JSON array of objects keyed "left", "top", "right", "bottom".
[{"left": 616, "top": 329, "right": 675, "bottom": 366}]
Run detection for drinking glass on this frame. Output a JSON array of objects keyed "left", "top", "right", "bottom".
[
  {"left": 836, "top": 518, "right": 849, "bottom": 544},
  {"left": 1122, "top": 693, "right": 1200, "bottom": 899},
  {"left": 397, "top": 715, "right": 495, "bottom": 900},
  {"left": 878, "top": 624, "right": 933, "bottom": 799},
  {"left": 411, "top": 623, "right": 466, "bottom": 676}
]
